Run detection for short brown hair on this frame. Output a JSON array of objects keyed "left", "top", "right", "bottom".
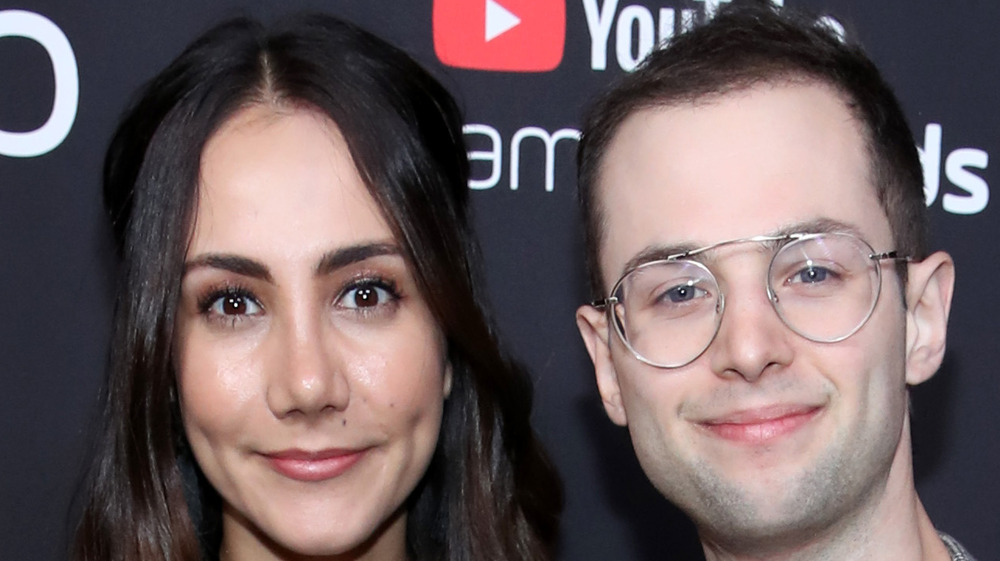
[{"left": 577, "top": 0, "right": 926, "bottom": 296}]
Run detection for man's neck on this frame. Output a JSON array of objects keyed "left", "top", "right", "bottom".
[{"left": 699, "top": 422, "right": 951, "bottom": 561}]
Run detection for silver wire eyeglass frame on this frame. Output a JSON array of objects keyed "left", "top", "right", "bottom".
[{"left": 591, "top": 232, "right": 911, "bottom": 369}]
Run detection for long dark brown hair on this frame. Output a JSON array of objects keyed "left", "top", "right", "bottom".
[{"left": 75, "top": 13, "right": 561, "bottom": 561}]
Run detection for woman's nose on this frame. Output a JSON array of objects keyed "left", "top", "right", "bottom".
[{"left": 265, "top": 316, "right": 350, "bottom": 420}]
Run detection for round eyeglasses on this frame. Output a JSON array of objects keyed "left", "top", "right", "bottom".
[{"left": 592, "top": 232, "right": 910, "bottom": 369}]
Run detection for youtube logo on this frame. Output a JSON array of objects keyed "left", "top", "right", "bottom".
[{"left": 433, "top": 0, "right": 565, "bottom": 72}]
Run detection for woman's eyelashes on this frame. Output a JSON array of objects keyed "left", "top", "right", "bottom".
[{"left": 191, "top": 272, "right": 404, "bottom": 329}]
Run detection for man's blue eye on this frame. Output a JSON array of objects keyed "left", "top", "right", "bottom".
[
  {"left": 795, "top": 266, "right": 829, "bottom": 283},
  {"left": 667, "top": 285, "right": 695, "bottom": 302},
  {"left": 660, "top": 282, "right": 705, "bottom": 303}
]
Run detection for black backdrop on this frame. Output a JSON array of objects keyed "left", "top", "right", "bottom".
[{"left": 1, "top": 1, "right": 996, "bottom": 559}]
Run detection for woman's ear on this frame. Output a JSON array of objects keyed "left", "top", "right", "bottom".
[
  {"left": 903, "top": 251, "right": 955, "bottom": 386},
  {"left": 443, "top": 360, "right": 453, "bottom": 399},
  {"left": 576, "top": 305, "right": 628, "bottom": 426}
]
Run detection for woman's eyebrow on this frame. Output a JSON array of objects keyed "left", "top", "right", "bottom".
[
  {"left": 184, "top": 254, "right": 272, "bottom": 282},
  {"left": 315, "top": 242, "right": 401, "bottom": 276}
]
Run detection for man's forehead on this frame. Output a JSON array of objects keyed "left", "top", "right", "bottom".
[
  {"left": 595, "top": 82, "right": 890, "bottom": 282},
  {"left": 598, "top": 79, "right": 863, "bottom": 181}
]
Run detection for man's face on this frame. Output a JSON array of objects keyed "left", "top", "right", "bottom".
[{"left": 576, "top": 82, "right": 942, "bottom": 549}]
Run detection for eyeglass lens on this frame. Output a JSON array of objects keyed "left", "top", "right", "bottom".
[{"left": 611, "top": 233, "right": 882, "bottom": 368}]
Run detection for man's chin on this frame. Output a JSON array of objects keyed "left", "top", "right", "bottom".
[
  {"left": 672, "top": 461, "right": 851, "bottom": 552},
  {"left": 693, "top": 504, "right": 840, "bottom": 559}
]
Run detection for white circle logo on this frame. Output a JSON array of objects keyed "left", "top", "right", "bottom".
[{"left": 0, "top": 10, "right": 79, "bottom": 158}]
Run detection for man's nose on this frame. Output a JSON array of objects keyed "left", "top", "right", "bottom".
[{"left": 707, "top": 271, "right": 794, "bottom": 382}]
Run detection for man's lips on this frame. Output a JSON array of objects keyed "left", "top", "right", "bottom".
[
  {"left": 262, "top": 448, "right": 367, "bottom": 482},
  {"left": 697, "top": 404, "right": 822, "bottom": 444}
]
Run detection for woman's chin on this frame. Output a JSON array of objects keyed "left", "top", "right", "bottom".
[{"left": 225, "top": 502, "right": 408, "bottom": 560}]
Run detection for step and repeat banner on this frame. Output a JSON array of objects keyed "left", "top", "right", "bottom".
[{"left": 1, "top": 1, "right": 996, "bottom": 559}]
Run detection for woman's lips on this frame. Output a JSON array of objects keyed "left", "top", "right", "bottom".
[
  {"left": 699, "top": 405, "right": 822, "bottom": 444},
  {"left": 263, "top": 448, "right": 367, "bottom": 482}
]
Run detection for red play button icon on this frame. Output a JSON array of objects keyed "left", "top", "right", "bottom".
[{"left": 433, "top": 0, "right": 565, "bottom": 72}]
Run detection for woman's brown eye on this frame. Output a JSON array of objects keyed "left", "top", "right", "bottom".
[
  {"left": 222, "top": 295, "right": 249, "bottom": 314},
  {"left": 352, "top": 287, "right": 380, "bottom": 308},
  {"left": 207, "top": 292, "right": 262, "bottom": 317},
  {"left": 340, "top": 281, "right": 396, "bottom": 310}
]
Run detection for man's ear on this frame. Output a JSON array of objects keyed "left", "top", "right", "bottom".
[
  {"left": 576, "top": 305, "right": 628, "bottom": 426},
  {"left": 904, "top": 251, "right": 955, "bottom": 386}
]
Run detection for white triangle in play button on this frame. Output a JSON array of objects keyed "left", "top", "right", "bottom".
[{"left": 485, "top": 0, "right": 520, "bottom": 42}]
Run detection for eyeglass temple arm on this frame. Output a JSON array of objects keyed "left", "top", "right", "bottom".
[
  {"left": 590, "top": 297, "right": 617, "bottom": 309},
  {"left": 872, "top": 251, "right": 911, "bottom": 262}
]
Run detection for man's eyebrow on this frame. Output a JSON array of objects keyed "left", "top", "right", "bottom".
[
  {"left": 315, "top": 242, "right": 401, "bottom": 276},
  {"left": 771, "top": 218, "right": 863, "bottom": 238},
  {"left": 184, "top": 254, "right": 272, "bottom": 282},
  {"left": 619, "top": 218, "right": 864, "bottom": 276},
  {"left": 622, "top": 243, "right": 700, "bottom": 275}
]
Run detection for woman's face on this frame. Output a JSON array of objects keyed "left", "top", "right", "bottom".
[{"left": 174, "top": 105, "right": 450, "bottom": 560}]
